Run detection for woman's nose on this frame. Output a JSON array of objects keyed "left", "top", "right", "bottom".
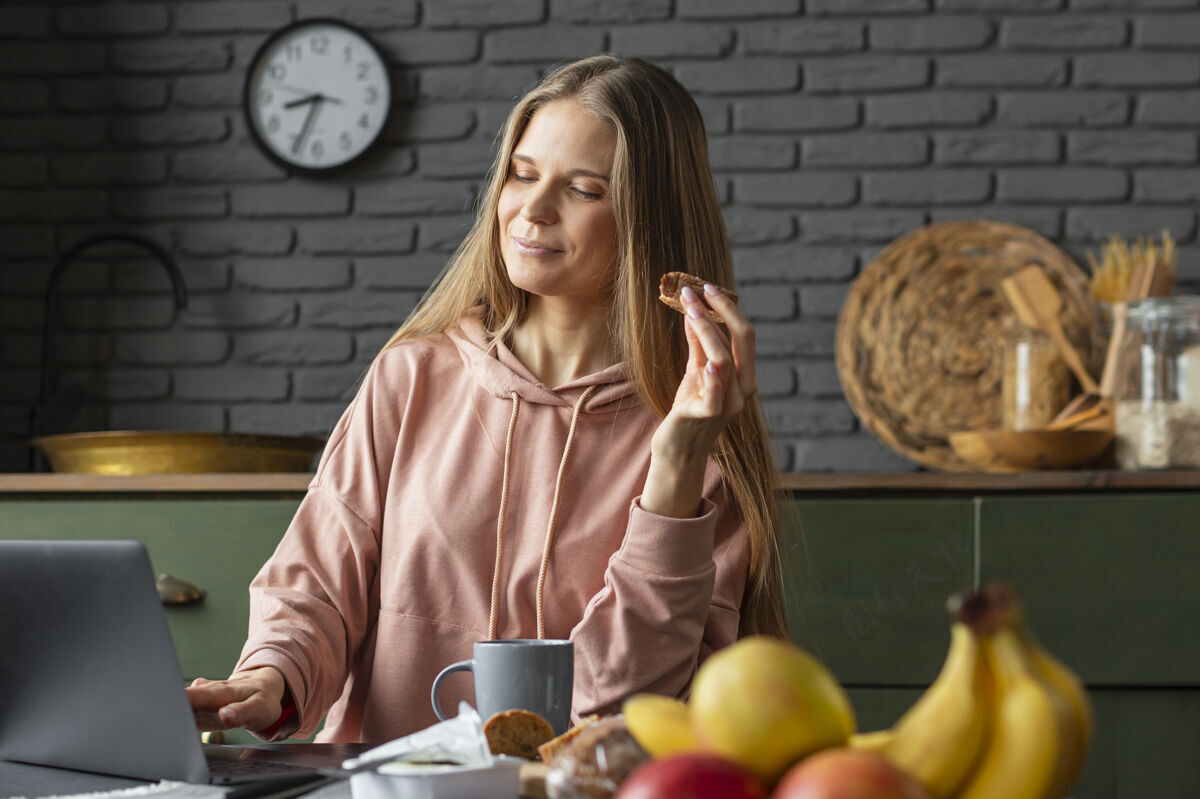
[{"left": 520, "top": 184, "right": 557, "bottom": 225}]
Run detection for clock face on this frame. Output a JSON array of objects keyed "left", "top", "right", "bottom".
[{"left": 245, "top": 20, "right": 391, "bottom": 172}]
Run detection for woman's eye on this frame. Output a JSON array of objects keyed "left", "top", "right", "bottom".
[
  {"left": 572, "top": 187, "right": 602, "bottom": 200},
  {"left": 512, "top": 173, "right": 536, "bottom": 183}
]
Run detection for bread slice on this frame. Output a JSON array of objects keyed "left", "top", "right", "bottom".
[
  {"left": 658, "top": 271, "right": 739, "bottom": 324},
  {"left": 483, "top": 709, "right": 555, "bottom": 760},
  {"left": 537, "top": 714, "right": 600, "bottom": 764}
]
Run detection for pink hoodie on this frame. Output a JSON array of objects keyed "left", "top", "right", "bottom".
[{"left": 235, "top": 308, "right": 749, "bottom": 742}]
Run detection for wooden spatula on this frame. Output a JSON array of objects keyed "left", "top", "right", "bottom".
[{"left": 1001, "top": 265, "right": 1099, "bottom": 394}]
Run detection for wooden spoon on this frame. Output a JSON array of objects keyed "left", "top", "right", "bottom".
[{"left": 1001, "top": 265, "right": 1099, "bottom": 394}]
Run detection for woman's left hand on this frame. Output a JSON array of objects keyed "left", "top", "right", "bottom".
[{"left": 642, "top": 283, "right": 757, "bottom": 517}]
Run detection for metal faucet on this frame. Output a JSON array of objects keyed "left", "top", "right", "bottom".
[{"left": 30, "top": 232, "right": 188, "bottom": 470}]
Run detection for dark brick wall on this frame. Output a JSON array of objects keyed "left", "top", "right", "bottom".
[{"left": 1, "top": 0, "right": 1197, "bottom": 473}]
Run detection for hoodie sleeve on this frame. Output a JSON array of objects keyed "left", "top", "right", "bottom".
[{"left": 568, "top": 470, "right": 748, "bottom": 718}]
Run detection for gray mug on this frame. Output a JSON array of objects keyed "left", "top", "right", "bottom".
[{"left": 431, "top": 639, "right": 573, "bottom": 735}]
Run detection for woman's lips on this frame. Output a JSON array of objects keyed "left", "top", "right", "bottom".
[{"left": 512, "top": 236, "right": 562, "bottom": 256}]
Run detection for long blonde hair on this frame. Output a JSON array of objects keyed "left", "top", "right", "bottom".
[{"left": 382, "top": 55, "right": 787, "bottom": 639}]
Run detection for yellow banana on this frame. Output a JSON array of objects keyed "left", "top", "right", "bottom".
[
  {"left": 955, "top": 624, "right": 1075, "bottom": 799},
  {"left": 622, "top": 693, "right": 700, "bottom": 758},
  {"left": 849, "top": 728, "right": 897, "bottom": 752},
  {"left": 871, "top": 622, "right": 991, "bottom": 799}
]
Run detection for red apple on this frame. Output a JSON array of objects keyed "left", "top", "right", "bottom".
[
  {"left": 773, "top": 749, "right": 929, "bottom": 799},
  {"left": 616, "top": 753, "right": 767, "bottom": 799}
]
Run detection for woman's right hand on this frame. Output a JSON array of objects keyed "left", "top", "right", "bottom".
[{"left": 186, "top": 666, "right": 286, "bottom": 733}]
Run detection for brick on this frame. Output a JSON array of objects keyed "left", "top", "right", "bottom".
[
  {"left": 1072, "top": 0, "right": 1195, "bottom": 8},
  {"left": 1001, "top": 16, "right": 1127, "bottom": 49},
  {"left": 0, "top": 189, "right": 108, "bottom": 221},
  {"left": 756, "top": 361, "right": 796, "bottom": 399},
  {"left": 355, "top": 330, "right": 395, "bottom": 362},
  {"left": 420, "top": 140, "right": 497, "bottom": 179},
  {"left": 57, "top": 5, "right": 170, "bottom": 37},
  {"left": 792, "top": 433, "right": 917, "bottom": 472},
  {"left": 709, "top": 135, "right": 797, "bottom": 171},
  {"left": 1137, "top": 90, "right": 1200, "bottom": 125},
  {"left": 0, "top": 7, "right": 49, "bottom": 38},
  {"left": 805, "top": 56, "right": 930, "bottom": 93},
  {"left": 301, "top": 292, "right": 420, "bottom": 329},
  {"left": 734, "top": 96, "right": 859, "bottom": 132},
  {"left": 382, "top": 104, "right": 475, "bottom": 143},
  {"left": 0, "top": 297, "right": 42, "bottom": 330},
  {"left": 176, "top": 367, "right": 289, "bottom": 401},
  {"left": 1135, "top": 169, "right": 1200, "bottom": 202},
  {"left": 677, "top": 59, "right": 800, "bottom": 95},
  {"left": 486, "top": 27, "right": 607, "bottom": 63},
  {"left": 60, "top": 369, "right": 171, "bottom": 402},
  {"left": 765, "top": 398, "right": 856, "bottom": 434},
  {"left": 756, "top": 320, "right": 838, "bottom": 357},
  {"left": 294, "top": 0, "right": 419, "bottom": 28},
  {"left": 113, "top": 188, "right": 228, "bottom": 221},
  {"left": 735, "top": 172, "right": 857, "bottom": 207},
  {"left": 2, "top": 331, "right": 110, "bottom": 367},
  {"left": 937, "top": 0, "right": 1063, "bottom": 8},
  {"left": 723, "top": 207, "right": 797, "bottom": 246},
  {"left": 294, "top": 366, "right": 364, "bottom": 402},
  {"left": 297, "top": 219, "right": 416, "bottom": 255},
  {"left": 0, "top": 43, "right": 105, "bottom": 76},
  {"left": 229, "top": 403, "right": 345, "bottom": 437},
  {"left": 0, "top": 225, "right": 53, "bottom": 257},
  {"left": 113, "top": 332, "right": 230, "bottom": 365},
  {"left": 421, "top": 65, "right": 541, "bottom": 101},
  {"left": 870, "top": 17, "right": 994, "bottom": 51},
  {"left": 0, "top": 80, "right": 48, "bottom": 112},
  {"left": 1075, "top": 53, "right": 1200, "bottom": 87},
  {"left": 0, "top": 155, "right": 46, "bottom": 188},
  {"left": 112, "top": 40, "right": 231, "bottom": 74},
  {"left": 551, "top": 0, "right": 670, "bottom": 23},
  {"left": 181, "top": 294, "right": 297, "bottom": 329},
  {"left": 174, "top": 223, "right": 294, "bottom": 257},
  {"left": 801, "top": 210, "right": 927, "bottom": 243},
  {"left": 427, "top": 0, "right": 546, "bottom": 28},
  {"left": 931, "top": 206, "right": 1062, "bottom": 239},
  {"left": 373, "top": 30, "right": 479, "bottom": 66},
  {"left": 997, "top": 91, "right": 1129, "bottom": 127},
  {"left": 355, "top": 253, "right": 446, "bottom": 290},
  {"left": 175, "top": 2, "right": 292, "bottom": 34},
  {"left": 809, "top": 0, "right": 929, "bottom": 13},
  {"left": 732, "top": 245, "right": 858, "bottom": 281},
  {"left": 937, "top": 54, "right": 1067, "bottom": 87},
  {"left": 740, "top": 284, "right": 797, "bottom": 321},
  {"left": 234, "top": 331, "right": 354, "bottom": 366},
  {"left": 114, "top": 259, "right": 230, "bottom": 293},
  {"left": 173, "top": 149, "right": 288, "bottom": 183},
  {"left": 610, "top": 23, "right": 733, "bottom": 59},
  {"left": 233, "top": 185, "right": 350, "bottom": 218},
  {"left": 57, "top": 78, "right": 169, "bottom": 111},
  {"left": 680, "top": 0, "right": 800, "bottom": 17},
  {"left": 360, "top": 147, "right": 418, "bottom": 178},
  {"left": 741, "top": 20, "right": 862, "bottom": 55},
  {"left": 174, "top": 74, "right": 240, "bottom": 109},
  {"left": 109, "top": 403, "right": 226, "bottom": 431},
  {"left": 866, "top": 92, "right": 992, "bottom": 128},
  {"left": 52, "top": 153, "right": 167, "bottom": 187},
  {"left": 1066, "top": 208, "right": 1196, "bottom": 242},
  {"left": 798, "top": 284, "right": 850, "bottom": 319},
  {"left": 1135, "top": 13, "right": 1200, "bottom": 47},
  {"left": 803, "top": 133, "right": 929, "bottom": 167},
  {"left": 235, "top": 259, "right": 352, "bottom": 291},
  {"left": 58, "top": 296, "right": 179, "bottom": 331},
  {"left": 996, "top": 167, "right": 1127, "bottom": 202},
  {"left": 357, "top": 179, "right": 475, "bottom": 216},
  {"left": 934, "top": 130, "right": 1061, "bottom": 164},
  {"left": 112, "top": 114, "right": 230, "bottom": 147},
  {"left": 415, "top": 217, "right": 469, "bottom": 253},
  {"left": 862, "top": 170, "right": 992, "bottom": 206},
  {"left": 1068, "top": 131, "right": 1197, "bottom": 165},
  {"left": 796, "top": 360, "right": 843, "bottom": 395}
]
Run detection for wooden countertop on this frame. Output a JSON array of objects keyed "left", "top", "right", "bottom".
[{"left": 1, "top": 471, "right": 1199, "bottom": 494}]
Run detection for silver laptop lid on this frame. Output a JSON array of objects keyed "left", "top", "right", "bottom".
[{"left": 0, "top": 539, "right": 210, "bottom": 783}]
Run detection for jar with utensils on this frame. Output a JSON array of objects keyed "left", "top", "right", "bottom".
[
  {"left": 1002, "top": 321, "right": 1072, "bottom": 431},
  {"left": 1112, "top": 296, "right": 1200, "bottom": 469}
]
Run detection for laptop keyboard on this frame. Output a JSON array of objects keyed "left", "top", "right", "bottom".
[{"left": 207, "top": 756, "right": 313, "bottom": 777}]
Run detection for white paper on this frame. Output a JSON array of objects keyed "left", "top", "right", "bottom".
[{"left": 341, "top": 702, "right": 492, "bottom": 773}]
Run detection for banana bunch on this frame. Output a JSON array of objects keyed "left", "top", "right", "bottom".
[{"left": 851, "top": 583, "right": 1092, "bottom": 799}]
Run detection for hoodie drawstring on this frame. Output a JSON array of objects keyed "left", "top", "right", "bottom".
[{"left": 487, "top": 384, "right": 596, "bottom": 641}]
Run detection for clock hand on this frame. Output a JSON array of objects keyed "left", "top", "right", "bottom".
[
  {"left": 290, "top": 97, "right": 324, "bottom": 155},
  {"left": 284, "top": 93, "right": 321, "bottom": 109}
]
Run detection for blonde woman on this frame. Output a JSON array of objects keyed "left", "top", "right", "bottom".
[{"left": 188, "top": 55, "right": 786, "bottom": 743}]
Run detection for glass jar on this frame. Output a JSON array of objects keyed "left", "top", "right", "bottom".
[
  {"left": 1113, "top": 296, "right": 1200, "bottom": 470},
  {"left": 1002, "top": 323, "right": 1072, "bottom": 431}
]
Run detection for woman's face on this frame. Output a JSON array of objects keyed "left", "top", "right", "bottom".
[{"left": 498, "top": 100, "right": 618, "bottom": 308}]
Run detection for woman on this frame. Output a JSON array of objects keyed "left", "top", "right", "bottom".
[{"left": 188, "top": 55, "right": 786, "bottom": 743}]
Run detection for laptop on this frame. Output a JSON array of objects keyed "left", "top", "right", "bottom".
[{"left": 0, "top": 539, "right": 363, "bottom": 787}]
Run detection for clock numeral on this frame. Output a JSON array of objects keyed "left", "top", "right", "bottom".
[
  {"left": 311, "top": 140, "right": 325, "bottom": 159},
  {"left": 358, "top": 113, "right": 370, "bottom": 129},
  {"left": 266, "top": 115, "right": 281, "bottom": 133},
  {"left": 284, "top": 44, "right": 302, "bottom": 62},
  {"left": 258, "top": 88, "right": 273, "bottom": 106},
  {"left": 365, "top": 86, "right": 379, "bottom": 105},
  {"left": 344, "top": 45, "right": 353, "bottom": 64},
  {"left": 356, "top": 62, "right": 371, "bottom": 81},
  {"left": 267, "top": 62, "right": 286, "bottom": 81},
  {"left": 339, "top": 132, "right": 353, "bottom": 151},
  {"left": 310, "top": 35, "right": 329, "bottom": 55}
]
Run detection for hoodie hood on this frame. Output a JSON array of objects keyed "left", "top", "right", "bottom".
[{"left": 445, "top": 306, "right": 638, "bottom": 414}]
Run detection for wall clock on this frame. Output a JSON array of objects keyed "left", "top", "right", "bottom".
[{"left": 244, "top": 19, "right": 392, "bottom": 173}]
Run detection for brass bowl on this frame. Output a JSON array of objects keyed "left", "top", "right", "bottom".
[
  {"left": 948, "top": 428, "right": 1113, "bottom": 473},
  {"left": 31, "top": 431, "right": 326, "bottom": 475}
]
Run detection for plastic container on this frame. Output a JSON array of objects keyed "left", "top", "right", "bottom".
[{"left": 1112, "top": 296, "right": 1200, "bottom": 470}]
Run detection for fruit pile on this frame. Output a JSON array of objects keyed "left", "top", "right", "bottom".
[{"left": 618, "top": 583, "right": 1092, "bottom": 799}]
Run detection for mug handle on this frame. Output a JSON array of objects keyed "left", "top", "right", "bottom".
[{"left": 430, "top": 658, "right": 474, "bottom": 721}]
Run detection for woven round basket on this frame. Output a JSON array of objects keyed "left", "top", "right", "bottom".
[{"left": 836, "top": 220, "right": 1100, "bottom": 471}]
